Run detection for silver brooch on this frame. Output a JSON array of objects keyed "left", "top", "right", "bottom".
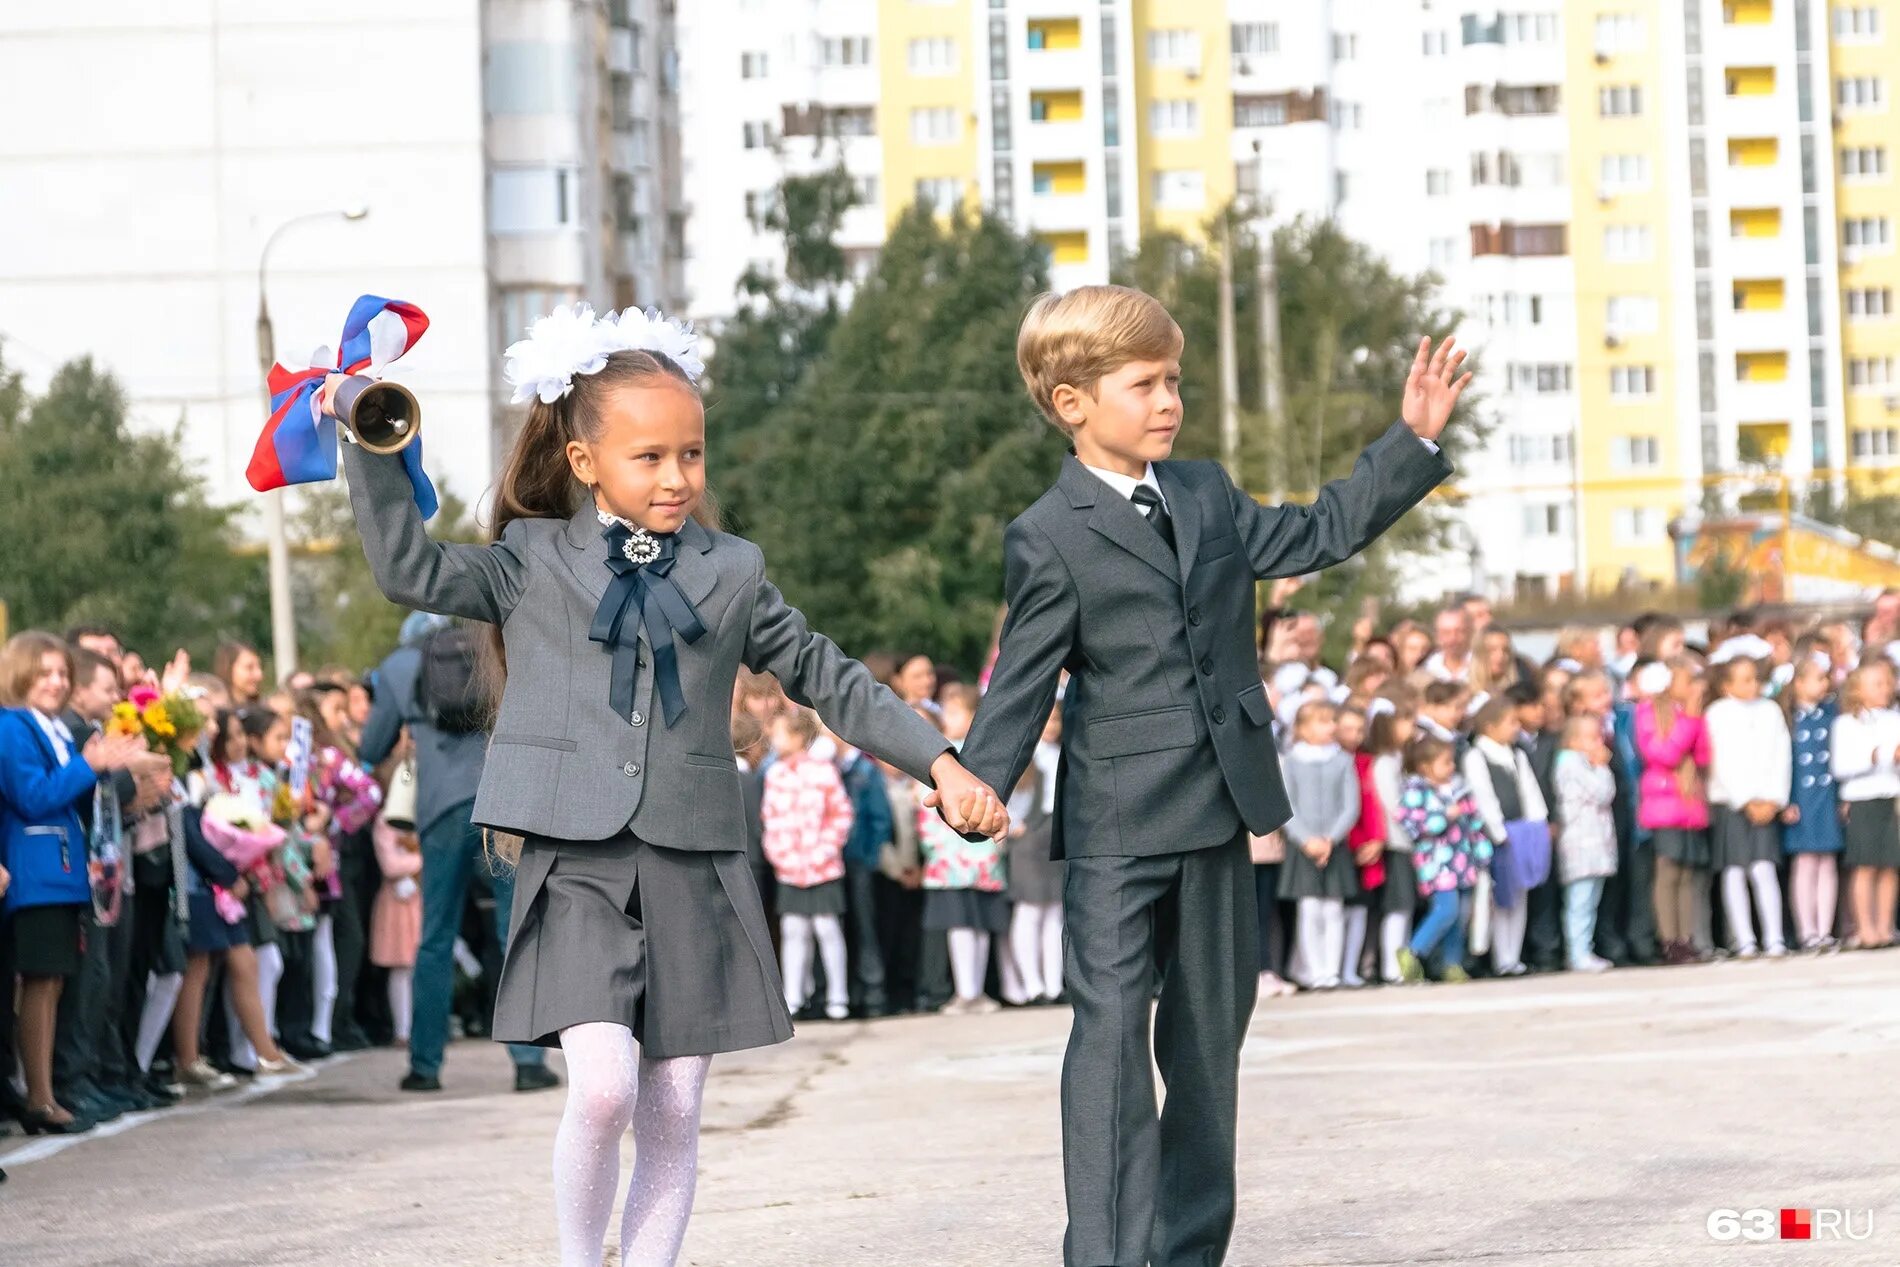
[{"left": 621, "top": 528, "right": 661, "bottom": 566}]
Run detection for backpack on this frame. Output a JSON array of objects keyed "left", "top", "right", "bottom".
[{"left": 414, "top": 625, "right": 488, "bottom": 733}]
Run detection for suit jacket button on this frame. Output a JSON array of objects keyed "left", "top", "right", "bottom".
[
  {"left": 623, "top": 761, "right": 640, "bottom": 777},
  {"left": 1188, "top": 608, "right": 1203, "bottom": 626},
  {"left": 1212, "top": 706, "right": 1227, "bottom": 725},
  {"left": 1199, "top": 657, "right": 1214, "bottom": 676},
  {"left": 629, "top": 711, "right": 646, "bottom": 727}
]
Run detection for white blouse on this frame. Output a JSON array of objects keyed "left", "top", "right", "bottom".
[
  {"left": 1705, "top": 697, "right": 1792, "bottom": 808},
  {"left": 1830, "top": 707, "right": 1900, "bottom": 802}
]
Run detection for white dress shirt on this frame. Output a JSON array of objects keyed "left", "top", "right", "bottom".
[
  {"left": 1081, "top": 461, "right": 1167, "bottom": 513},
  {"left": 30, "top": 708, "right": 74, "bottom": 766}
]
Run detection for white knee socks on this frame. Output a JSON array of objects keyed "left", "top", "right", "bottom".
[
  {"left": 388, "top": 966, "right": 414, "bottom": 1042},
  {"left": 1379, "top": 910, "right": 1410, "bottom": 983},
  {"left": 137, "top": 971, "right": 184, "bottom": 1072},
  {"left": 226, "top": 941, "right": 285, "bottom": 1071}
]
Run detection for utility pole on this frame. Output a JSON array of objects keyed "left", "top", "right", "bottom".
[
  {"left": 1216, "top": 214, "right": 1241, "bottom": 482},
  {"left": 1256, "top": 218, "right": 1285, "bottom": 502}
]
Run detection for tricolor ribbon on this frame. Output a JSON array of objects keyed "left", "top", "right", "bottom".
[{"left": 246, "top": 294, "right": 438, "bottom": 519}]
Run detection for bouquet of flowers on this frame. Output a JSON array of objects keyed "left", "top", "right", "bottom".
[{"left": 107, "top": 683, "right": 206, "bottom": 776}]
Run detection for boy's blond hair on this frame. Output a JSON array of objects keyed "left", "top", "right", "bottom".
[{"left": 1017, "top": 285, "right": 1183, "bottom": 429}]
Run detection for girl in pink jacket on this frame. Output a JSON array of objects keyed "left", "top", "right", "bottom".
[
  {"left": 761, "top": 708, "right": 855, "bottom": 1020},
  {"left": 1633, "top": 658, "right": 1712, "bottom": 964}
]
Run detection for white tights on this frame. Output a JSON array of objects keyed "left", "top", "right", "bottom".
[
  {"left": 1721, "top": 861, "right": 1787, "bottom": 954},
  {"left": 311, "top": 913, "right": 338, "bottom": 1045},
  {"left": 1490, "top": 897, "right": 1527, "bottom": 973},
  {"left": 1009, "top": 901, "right": 1064, "bottom": 1000},
  {"left": 137, "top": 971, "right": 184, "bottom": 1072},
  {"left": 1790, "top": 853, "right": 1839, "bottom": 944},
  {"left": 387, "top": 966, "right": 414, "bottom": 1042},
  {"left": 554, "top": 1022, "right": 711, "bottom": 1267},
  {"left": 778, "top": 913, "right": 847, "bottom": 1013},
  {"left": 1380, "top": 910, "right": 1410, "bottom": 982},
  {"left": 1295, "top": 898, "right": 1344, "bottom": 988},
  {"left": 947, "top": 927, "right": 991, "bottom": 1001}
]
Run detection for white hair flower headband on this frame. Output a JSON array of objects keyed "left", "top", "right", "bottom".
[{"left": 502, "top": 302, "right": 705, "bottom": 406}]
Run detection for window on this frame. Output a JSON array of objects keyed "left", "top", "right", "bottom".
[
  {"left": 489, "top": 166, "right": 579, "bottom": 234},
  {"left": 1426, "top": 169, "right": 1452, "bottom": 196},
  {"left": 1843, "top": 146, "right": 1890, "bottom": 178},
  {"left": 1611, "top": 436, "right": 1663, "bottom": 469},
  {"left": 1429, "top": 237, "right": 1457, "bottom": 267},
  {"left": 915, "top": 177, "right": 961, "bottom": 214},
  {"left": 1507, "top": 363, "right": 1575, "bottom": 394},
  {"left": 1600, "top": 153, "right": 1650, "bottom": 190},
  {"left": 741, "top": 120, "right": 773, "bottom": 149},
  {"left": 821, "top": 36, "right": 873, "bottom": 66},
  {"left": 1611, "top": 366, "right": 1660, "bottom": 398},
  {"left": 740, "top": 51, "right": 768, "bottom": 79},
  {"left": 1331, "top": 99, "right": 1363, "bottom": 130},
  {"left": 1838, "top": 76, "right": 1886, "bottom": 110},
  {"left": 910, "top": 107, "right": 958, "bottom": 144},
  {"left": 1845, "top": 216, "right": 1894, "bottom": 250},
  {"left": 908, "top": 37, "right": 956, "bottom": 74},
  {"left": 1599, "top": 85, "right": 1644, "bottom": 116},
  {"left": 1149, "top": 99, "right": 1200, "bottom": 136},
  {"left": 1232, "top": 22, "right": 1279, "bottom": 56},
  {"left": 1849, "top": 356, "right": 1898, "bottom": 389},
  {"left": 1147, "top": 29, "right": 1200, "bottom": 67},
  {"left": 1422, "top": 30, "right": 1450, "bottom": 55},
  {"left": 850, "top": 174, "right": 879, "bottom": 206},
  {"left": 1604, "top": 225, "right": 1654, "bottom": 261},
  {"left": 1507, "top": 434, "right": 1575, "bottom": 466},
  {"left": 743, "top": 189, "right": 769, "bottom": 229},
  {"left": 1595, "top": 13, "right": 1646, "bottom": 53},
  {"left": 1522, "top": 504, "right": 1570, "bottom": 538},
  {"left": 1835, "top": 6, "right": 1882, "bottom": 40},
  {"left": 1152, "top": 169, "right": 1207, "bottom": 209},
  {"left": 1607, "top": 295, "right": 1659, "bottom": 333},
  {"left": 1613, "top": 507, "right": 1667, "bottom": 546},
  {"left": 1332, "top": 33, "right": 1359, "bottom": 60},
  {"left": 1234, "top": 96, "right": 1288, "bottom": 128},
  {"left": 1854, "top": 427, "right": 1900, "bottom": 458},
  {"left": 1847, "top": 287, "right": 1895, "bottom": 319}
]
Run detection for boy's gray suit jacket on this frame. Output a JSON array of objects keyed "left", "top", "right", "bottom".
[
  {"left": 960, "top": 420, "right": 1452, "bottom": 860},
  {"left": 341, "top": 443, "right": 949, "bottom": 848}
]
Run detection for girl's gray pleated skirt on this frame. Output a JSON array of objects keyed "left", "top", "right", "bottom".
[{"left": 492, "top": 832, "right": 793, "bottom": 1059}]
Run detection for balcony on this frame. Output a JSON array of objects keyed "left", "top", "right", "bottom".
[
  {"left": 1023, "top": 119, "right": 1093, "bottom": 161},
  {"left": 1020, "top": 48, "right": 1089, "bottom": 92},
  {"left": 609, "top": 28, "right": 634, "bottom": 77},
  {"left": 1027, "top": 191, "right": 1094, "bottom": 234}
]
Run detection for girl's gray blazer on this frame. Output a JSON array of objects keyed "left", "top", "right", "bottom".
[{"left": 342, "top": 444, "right": 949, "bottom": 849}]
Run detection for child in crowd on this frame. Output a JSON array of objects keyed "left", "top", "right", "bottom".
[
  {"left": 1006, "top": 707, "right": 1065, "bottom": 1005},
  {"left": 1704, "top": 657, "right": 1790, "bottom": 958},
  {"left": 370, "top": 813, "right": 424, "bottom": 1043},
  {"left": 1417, "top": 680, "right": 1472, "bottom": 757},
  {"left": 1339, "top": 705, "right": 1383, "bottom": 988},
  {"left": 1367, "top": 706, "right": 1418, "bottom": 984},
  {"left": 761, "top": 707, "right": 856, "bottom": 1021},
  {"left": 1635, "top": 658, "right": 1713, "bottom": 965},
  {"left": 1462, "top": 698, "right": 1549, "bottom": 977},
  {"left": 1782, "top": 656, "right": 1843, "bottom": 951},
  {"left": 1277, "top": 701, "right": 1361, "bottom": 990},
  {"left": 917, "top": 686, "right": 1007, "bottom": 1014},
  {"left": 1552, "top": 716, "right": 1616, "bottom": 972},
  {"left": 1830, "top": 659, "right": 1900, "bottom": 950},
  {"left": 1396, "top": 736, "right": 1490, "bottom": 983}
]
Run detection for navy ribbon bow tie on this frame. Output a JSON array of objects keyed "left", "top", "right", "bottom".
[{"left": 589, "top": 522, "right": 707, "bottom": 726}]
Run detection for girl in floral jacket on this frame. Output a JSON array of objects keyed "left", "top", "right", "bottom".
[
  {"left": 1394, "top": 735, "right": 1491, "bottom": 983},
  {"left": 761, "top": 708, "right": 855, "bottom": 1020},
  {"left": 917, "top": 687, "right": 1006, "bottom": 1015}
]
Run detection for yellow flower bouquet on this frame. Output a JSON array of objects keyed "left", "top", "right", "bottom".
[{"left": 108, "top": 682, "right": 207, "bottom": 776}]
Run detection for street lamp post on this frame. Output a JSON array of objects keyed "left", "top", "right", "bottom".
[{"left": 255, "top": 205, "right": 369, "bottom": 683}]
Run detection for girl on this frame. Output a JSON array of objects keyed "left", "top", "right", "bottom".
[
  {"left": 1395, "top": 735, "right": 1491, "bottom": 983},
  {"left": 295, "top": 689, "right": 381, "bottom": 1052},
  {"left": 1277, "top": 700, "right": 1361, "bottom": 990},
  {"left": 1462, "top": 697, "right": 1550, "bottom": 977},
  {"left": 1007, "top": 706, "right": 1065, "bottom": 1005},
  {"left": 760, "top": 707, "right": 856, "bottom": 1022},
  {"left": 0, "top": 632, "right": 145, "bottom": 1133},
  {"left": 1782, "top": 656, "right": 1844, "bottom": 952},
  {"left": 1340, "top": 705, "right": 1384, "bottom": 988},
  {"left": 370, "top": 811, "right": 424, "bottom": 1043},
  {"left": 917, "top": 685, "right": 1008, "bottom": 1015},
  {"left": 213, "top": 640, "right": 267, "bottom": 710},
  {"left": 1368, "top": 704, "right": 1419, "bottom": 984},
  {"left": 240, "top": 706, "right": 326, "bottom": 1061},
  {"left": 1829, "top": 659, "right": 1900, "bottom": 950},
  {"left": 1704, "top": 658, "right": 1791, "bottom": 959},
  {"left": 1635, "top": 658, "right": 1713, "bottom": 965},
  {"left": 333, "top": 304, "right": 999, "bottom": 1267},
  {"left": 1552, "top": 716, "right": 1617, "bottom": 972}
]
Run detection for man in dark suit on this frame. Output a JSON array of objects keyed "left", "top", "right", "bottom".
[
  {"left": 957, "top": 286, "right": 1465, "bottom": 1267},
  {"left": 358, "top": 612, "right": 558, "bottom": 1094}
]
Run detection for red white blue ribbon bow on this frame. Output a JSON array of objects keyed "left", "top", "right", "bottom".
[{"left": 246, "top": 295, "right": 437, "bottom": 518}]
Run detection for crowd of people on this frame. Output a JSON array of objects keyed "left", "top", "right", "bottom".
[{"left": 6, "top": 583, "right": 1900, "bottom": 1179}]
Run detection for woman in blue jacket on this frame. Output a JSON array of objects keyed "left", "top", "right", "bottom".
[{"left": 0, "top": 632, "right": 143, "bottom": 1134}]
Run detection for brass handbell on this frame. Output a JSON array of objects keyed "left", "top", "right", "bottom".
[{"left": 330, "top": 375, "right": 421, "bottom": 456}]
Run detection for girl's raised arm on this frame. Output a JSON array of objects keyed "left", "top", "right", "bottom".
[{"left": 342, "top": 443, "right": 529, "bottom": 625}]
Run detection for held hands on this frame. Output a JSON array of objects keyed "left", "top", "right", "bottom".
[
  {"left": 1353, "top": 841, "right": 1384, "bottom": 868},
  {"left": 1400, "top": 336, "right": 1472, "bottom": 443},
  {"left": 923, "top": 753, "right": 1010, "bottom": 842},
  {"left": 1302, "top": 837, "right": 1332, "bottom": 866}
]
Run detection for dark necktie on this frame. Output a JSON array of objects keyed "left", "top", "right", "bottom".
[{"left": 1130, "top": 484, "right": 1176, "bottom": 552}]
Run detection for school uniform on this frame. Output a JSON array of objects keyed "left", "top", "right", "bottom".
[
  {"left": 343, "top": 441, "right": 950, "bottom": 1060},
  {"left": 1277, "top": 744, "right": 1361, "bottom": 901},
  {"left": 1785, "top": 701, "right": 1844, "bottom": 856},
  {"left": 1705, "top": 697, "right": 1792, "bottom": 871},
  {"left": 0, "top": 708, "right": 98, "bottom": 978},
  {"left": 1830, "top": 706, "right": 1900, "bottom": 871}
]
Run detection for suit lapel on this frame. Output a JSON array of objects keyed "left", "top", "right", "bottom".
[
  {"left": 1063, "top": 456, "right": 1179, "bottom": 584},
  {"left": 670, "top": 517, "right": 720, "bottom": 610},
  {"left": 561, "top": 503, "right": 613, "bottom": 604},
  {"left": 1156, "top": 463, "right": 1201, "bottom": 581}
]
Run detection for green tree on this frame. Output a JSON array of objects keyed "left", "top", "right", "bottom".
[
  {"left": 0, "top": 351, "right": 270, "bottom": 660},
  {"left": 1121, "top": 213, "right": 1485, "bottom": 659},
  {"left": 710, "top": 205, "right": 1066, "bottom": 667}
]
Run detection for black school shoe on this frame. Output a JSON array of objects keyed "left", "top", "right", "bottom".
[
  {"left": 399, "top": 1071, "right": 442, "bottom": 1092},
  {"left": 514, "top": 1065, "right": 562, "bottom": 1093}
]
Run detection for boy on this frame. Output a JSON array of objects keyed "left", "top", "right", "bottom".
[{"left": 955, "top": 285, "right": 1464, "bottom": 1266}]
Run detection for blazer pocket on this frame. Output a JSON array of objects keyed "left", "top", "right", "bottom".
[
  {"left": 1236, "top": 682, "right": 1272, "bottom": 728},
  {"left": 683, "top": 753, "right": 738, "bottom": 770},
  {"left": 1198, "top": 532, "right": 1237, "bottom": 562},
  {"left": 491, "top": 733, "right": 580, "bottom": 753},
  {"left": 1088, "top": 706, "right": 1199, "bottom": 759}
]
